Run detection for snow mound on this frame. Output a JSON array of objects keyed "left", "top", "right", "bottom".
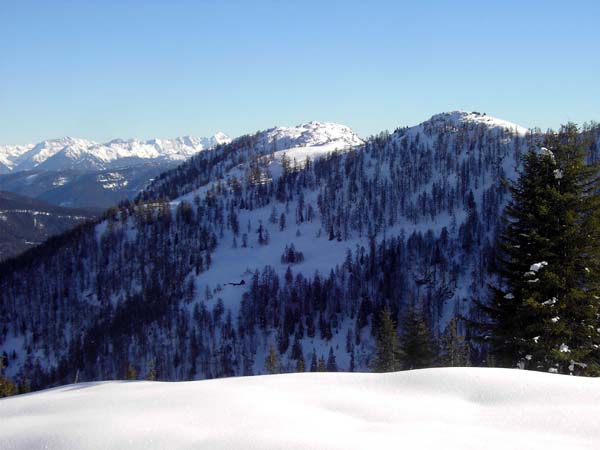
[{"left": 1, "top": 368, "right": 599, "bottom": 450}]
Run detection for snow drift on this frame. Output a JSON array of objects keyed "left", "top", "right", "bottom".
[{"left": 1, "top": 368, "right": 599, "bottom": 450}]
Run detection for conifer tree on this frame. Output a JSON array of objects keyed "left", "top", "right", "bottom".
[
  {"left": 371, "top": 307, "right": 403, "bottom": 372},
  {"left": 480, "top": 125, "right": 600, "bottom": 375},
  {"left": 310, "top": 350, "right": 318, "bottom": 372},
  {"left": 326, "top": 347, "right": 338, "bottom": 372},
  {"left": 146, "top": 358, "right": 157, "bottom": 381},
  {"left": 399, "top": 307, "right": 435, "bottom": 370},
  {"left": 265, "top": 344, "right": 279, "bottom": 374},
  {"left": 0, "top": 358, "right": 16, "bottom": 398},
  {"left": 126, "top": 363, "right": 138, "bottom": 380},
  {"left": 317, "top": 356, "right": 327, "bottom": 372},
  {"left": 439, "top": 317, "right": 470, "bottom": 367}
]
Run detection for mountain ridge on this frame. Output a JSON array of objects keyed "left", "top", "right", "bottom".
[
  {"left": 2, "top": 112, "right": 598, "bottom": 391},
  {"left": 0, "top": 132, "right": 232, "bottom": 173}
]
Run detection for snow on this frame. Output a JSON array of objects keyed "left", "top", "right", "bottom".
[
  {"left": 424, "top": 111, "right": 529, "bottom": 136},
  {"left": 0, "top": 133, "right": 231, "bottom": 172},
  {"left": 1, "top": 368, "right": 599, "bottom": 450},
  {"left": 529, "top": 261, "right": 548, "bottom": 273},
  {"left": 542, "top": 297, "right": 558, "bottom": 306},
  {"left": 258, "top": 121, "right": 363, "bottom": 152},
  {"left": 538, "top": 147, "right": 556, "bottom": 162}
]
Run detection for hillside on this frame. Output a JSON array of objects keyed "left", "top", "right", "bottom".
[
  {"left": 0, "top": 164, "right": 176, "bottom": 209},
  {"left": 1, "top": 368, "right": 599, "bottom": 450},
  {"left": 0, "top": 191, "right": 99, "bottom": 261},
  {"left": 1, "top": 112, "right": 598, "bottom": 391}
]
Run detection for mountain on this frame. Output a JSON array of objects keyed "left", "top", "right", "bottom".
[
  {"left": 0, "top": 144, "right": 35, "bottom": 173},
  {"left": 0, "top": 191, "right": 99, "bottom": 261},
  {"left": 0, "top": 133, "right": 231, "bottom": 173},
  {"left": 2, "top": 368, "right": 599, "bottom": 450},
  {"left": 1, "top": 112, "right": 598, "bottom": 391},
  {"left": 0, "top": 132, "right": 232, "bottom": 209}
]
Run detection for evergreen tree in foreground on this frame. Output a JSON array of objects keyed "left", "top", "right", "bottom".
[
  {"left": 399, "top": 307, "right": 435, "bottom": 370},
  {"left": 371, "top": 307, "right": 403, "bottom": 372},
  {"left": 479, "top": 124, "right": 600, "bottom": 375}
]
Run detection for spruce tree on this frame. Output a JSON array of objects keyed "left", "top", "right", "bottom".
[
  {"left": 126, "top": 363, "right": 138, "bottom": 380},
  {"left": 146, "top": 358, "right": 157, "bottom": 381},
  {"left": 399, "top": 307, "right": 435, "bottom": 370},
  {"left": 0, "top": 358, "right": 17, "bottom": 398},
  {"left": 480, "top": 125, "right": 600, "bottom": 375},
  {"left": 326, "top": 347, "right": 338, "bottom": 372},
  {"left": 265, "top": 344, "right": 280, "bottom": 374},
  {"left": 317, "top": 356, "right": 327, "bottom": 372},
  {"left": 371, "top": 307, "right": 403, "bottom": 372},
  {"left": 439, "top": 317, "right": 470, "bottom": 367}
]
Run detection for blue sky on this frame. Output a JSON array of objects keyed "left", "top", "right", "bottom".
[{"left": 1, "top": 0, "right": 599, "bottom": 144}]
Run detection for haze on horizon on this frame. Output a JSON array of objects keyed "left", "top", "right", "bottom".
[{"left": 1, "top": 0, "right": 599, "bottom": 145}]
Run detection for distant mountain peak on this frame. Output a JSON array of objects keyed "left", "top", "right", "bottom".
[
  {"left": 424, "top": 111, "right": 529, "bottom": 135},
  {"left": 259, "top": 121, "right": 363, "bottom": 152},
  {"left": 0, "top": 132, "right": 233, "bottom": 173}
]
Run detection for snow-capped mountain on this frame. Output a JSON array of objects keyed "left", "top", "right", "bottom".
[
  {"left": 0, "top": 132, "right": 233, "bottom": 210},
  {"left": 0, "top": 144, "right": 35, "bottom": 173},
  {"left": 257, "top": 121, "right": 364, "bottom": 151},
  {"left": 4, "top": 112, "right": 598, "bottom": 393},
  {"left": 0, "top": 133, "right": 232, "bottom": 173},
  {"left": 420, "top": 111, "right": 529, "bottom": 136},
  {"left": 1, "top": 112, "right": 536, "bottom": 387}
]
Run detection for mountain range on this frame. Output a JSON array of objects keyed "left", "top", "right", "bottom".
[
  {"left": 0, "top": 133, "right": 231, "bottom": 210},
  {"left": 0, "top": 133, "right": 231, "bottom": 173},
  {"left": 1, "top": 111, "right": 598, "bottom": 391}
]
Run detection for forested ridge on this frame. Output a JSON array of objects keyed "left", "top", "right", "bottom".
[{"left": 1, "top": 112, "right": 599, "bottom": 394}]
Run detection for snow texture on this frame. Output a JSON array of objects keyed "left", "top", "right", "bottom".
[{"left": 1, "top": 368, "right": 599, "bottom": 450}]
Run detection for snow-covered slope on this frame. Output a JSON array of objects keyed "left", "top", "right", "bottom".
[
  {"left": 1, "top": 368, "right": 599, "bottom": 450},
  {"left": 0, "top": 133, "right": 231, "bottom": 173},
  {"left": 0, "top": 144, "right": 35, "bottom": 172},
  {"left": 1, "top": 112, "right": 537, "bottom": 385}
]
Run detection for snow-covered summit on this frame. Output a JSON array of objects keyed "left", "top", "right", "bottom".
[
  {"left": 422, "top": 111, "right": 529, "bottom": 136},
  {"left": 12, "top": 137, "right": 96, "bottom": 172},
  {"left": 0, "top": 133, "right": 232, "bottom": 172},
  {"left": 0, "top": 144, "right": 34, "bottom": 172},
  {"left": 257, "top": 121, "right": 364, "bottom": 152}
]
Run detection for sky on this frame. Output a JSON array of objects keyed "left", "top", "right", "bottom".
[{"left": 1, "top": 0, "right": 599, "bottom": 144}]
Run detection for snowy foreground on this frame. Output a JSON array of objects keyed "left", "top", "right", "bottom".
[{"left": 1, "top": 368, "right": 599, "bottom": 450}]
